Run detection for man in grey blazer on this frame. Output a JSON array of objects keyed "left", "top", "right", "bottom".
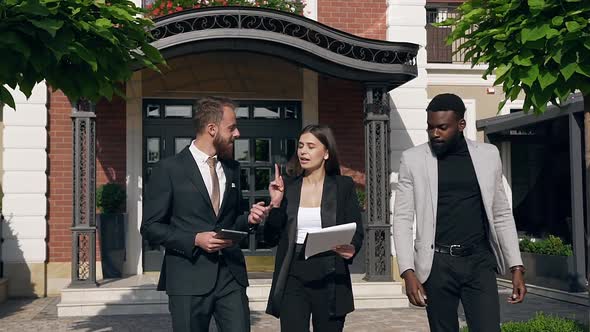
[{"left": 392, "top": 93, "right": 526, "bottom": 332}]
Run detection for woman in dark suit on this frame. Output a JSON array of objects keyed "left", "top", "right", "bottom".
[{"left": 248, "top": 124, "right": 364, "bottom": 331}]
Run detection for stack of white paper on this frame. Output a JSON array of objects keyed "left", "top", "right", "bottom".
[{"left": 304, "top": 222, "right": 357, "bottom": 259}]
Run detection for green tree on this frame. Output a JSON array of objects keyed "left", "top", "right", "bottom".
[
  {"left": 439, "top": 0, "right": 589, "bottom": 316},
  {"left": 0, "top": 0, "right": 165, "bottom": 109}
]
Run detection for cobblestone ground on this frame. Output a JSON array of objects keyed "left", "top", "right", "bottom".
[{"left": 0, "top": 286, "right": 587, "bottom": 331}]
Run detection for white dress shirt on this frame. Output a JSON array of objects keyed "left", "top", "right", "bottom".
[
  {"left": 296, "top": 207, "right": 322, "bottom": 244},
  {"left": 189, "top": 141, "right": 226, "bottom": 206}
]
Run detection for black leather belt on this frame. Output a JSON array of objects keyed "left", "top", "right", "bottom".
[{"left": 434, "top": 243, "right": 476, "bottom": 257}]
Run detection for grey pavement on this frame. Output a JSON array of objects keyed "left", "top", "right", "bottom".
[{"left": 0, "top": 286, "right": 587, "bottom": 331}]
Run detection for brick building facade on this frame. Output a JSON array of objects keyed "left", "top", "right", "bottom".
[{"left": 2, "top": 0, "right": 430, "bottom": 298}]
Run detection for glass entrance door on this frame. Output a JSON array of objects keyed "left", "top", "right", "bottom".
[{"left": 142, "top": 99, "right": 301, "bottom": 272}]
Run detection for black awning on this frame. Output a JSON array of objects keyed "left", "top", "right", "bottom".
[{"left": 476, "top": 94, "right": 584, "bottom": 135}]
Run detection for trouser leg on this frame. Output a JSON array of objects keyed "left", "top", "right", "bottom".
[{"left": 423, "top": 253, "right": 462, "bottom": 332}]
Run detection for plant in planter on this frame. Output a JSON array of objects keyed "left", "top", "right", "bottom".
[
  {"left": 512, "top": 235, "right": 583, "bottom": 292},
  {"left": 146, "top": 0, "right": 306, "bottom": 18},
  {"left": 97, "top": 183, "right": 127, "bottom": 278}
]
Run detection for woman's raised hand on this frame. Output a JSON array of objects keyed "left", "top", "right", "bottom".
[{"left": 269, "top": 163, "right": 284, "bottom": 207}]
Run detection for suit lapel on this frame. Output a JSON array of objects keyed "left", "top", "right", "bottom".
[
  {"left": 425, "top": 144, "right": 438, "bottom": 222},
  {"left": 217, "top": 161, "right": 234, "bottom": 218},
  {"left": 466, "top": 139, "right": 492, "bottom": 215},
  {"left": 179, "top": 147, "right": 216, "bottom": 220},
  {"left": 321, "top": 176, "right": 337, "bottom": 228}
]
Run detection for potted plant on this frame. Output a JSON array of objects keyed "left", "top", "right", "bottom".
[
  {"left": 97, "top": 183, "right": 127, "bottom": 278},
  {"left": 500, "top": 235, "right": 584, "bottom": 292}
]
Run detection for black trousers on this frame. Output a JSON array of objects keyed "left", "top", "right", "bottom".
[
  {"left": 279, "top": 275, "right": 346, "bottom": 332},
  {"left": 168, "top": 259, "right": 250, "bottom": 332},
  {"left": 423, "top": 250, "right": 500, "bottom": 332}
]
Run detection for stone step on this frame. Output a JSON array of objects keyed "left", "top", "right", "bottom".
[{"left": 57, "top": 276, "right": 408, "bottom": 317}]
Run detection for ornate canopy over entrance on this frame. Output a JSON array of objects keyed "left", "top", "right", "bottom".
[
  {"left": 70, "top": 7, "right": 419, "bottom": 285},
  {"left": 150, "top": 7, "right": 418, "bottom": 88}
]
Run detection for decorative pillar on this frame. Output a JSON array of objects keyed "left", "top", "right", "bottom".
[
  {"left": 364, "top": 85, "right": 393, "bottom": 282},
  {"left": 70, "top": 99, "right": 97, "bottom": 286}
]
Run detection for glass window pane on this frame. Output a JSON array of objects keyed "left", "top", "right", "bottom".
[
  {"left": 255, "top": 139, "right": 271, "bottom": 162},
  {"left": 284, "top": 106, "right": 298, "bottom": 119},
  {"left": 175, "top": 138, "right": 192, "bottom": 154},
  {"left": 147, "top": 138, "right": 160, "bottom": 163},
  {"left": 254, "top": 106, "right": 280, "bottom": 119},
  {"left": 146, "top": 104, "right": 160, "bottom": 118},
  {"left": 255, "top": 168, "right": 271, "bottom": 191},
  {"left": 165, "top": 105, "right": 192, "bottom": 118},
  {"left": 236, "top": 106, "right": 249, "bottom": 119},
  {"left": 234, "top": 139, "right": 250, "bottom": 162},
  {"left": 240, "top": 168, "right": 250, "bottom": 192},
  {"left": 254, "top": 196, "right": 270, "bottom": 206},
  {"left": 285, "top": 139, "right": 297, "bottom": 161},
  {"left": 240, "top": 198, "right": 250, "bottom": 215}
]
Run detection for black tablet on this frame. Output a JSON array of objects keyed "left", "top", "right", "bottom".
[{"left": 215, "top": 229, "right": 248, "bottom": 242}]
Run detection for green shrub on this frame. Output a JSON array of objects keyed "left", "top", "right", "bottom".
[
  {"left": 356, "top": 188, "right": 366, "bottom": 210},
  {"left": 519, "top": 235, "right": 573, "bottom": 256},
  {"left": 502, "top": 313, "right": 586, "bottom": 332},
  {"left": 461, "top": 313, "right": 587, "bottom": 332},
  {"left": 96, "top": 183, "right": 126, "bottom": 214}
]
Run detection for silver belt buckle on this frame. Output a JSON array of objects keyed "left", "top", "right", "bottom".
[{"left": 449, "top": 244, "right": 461, "bottom": 256}]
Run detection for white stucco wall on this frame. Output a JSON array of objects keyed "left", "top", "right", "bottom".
[
  {"left": 387, "top": 0, "right": 429, "bottom": 256},
  {"left": 1, "top": 83, "right": 48, "bottom": 264}
]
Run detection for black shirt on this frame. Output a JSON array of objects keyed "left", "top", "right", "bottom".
[{"left": 435, "top": 135, "right": 487, "bottom": 246}]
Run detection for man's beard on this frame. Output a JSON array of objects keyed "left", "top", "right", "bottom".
[
  {"left": 213, "top": 135, "right": 234, "bottom": 160},
  {"left": 430, "top": 131, "right": 461, "bottom": 157}
]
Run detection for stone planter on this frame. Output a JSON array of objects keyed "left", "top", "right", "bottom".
[
  {"left": 98, "top": 213, "right": 126, "bottom": 278},
  {"left": 501, "top": 252, "right": 585, "bottom": 292}
]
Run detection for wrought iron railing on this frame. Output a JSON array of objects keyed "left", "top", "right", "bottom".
[{"left": 426, "top": 8, "right": 469, "bottom": 64}]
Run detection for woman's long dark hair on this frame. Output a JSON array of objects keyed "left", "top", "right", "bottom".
[{"left": 286, "top": 124, "right": 341, "bottom": 177}]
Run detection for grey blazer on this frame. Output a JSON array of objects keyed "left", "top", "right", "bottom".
[{"left": 392, "top": 139, "right": 523, "bottom": 283}]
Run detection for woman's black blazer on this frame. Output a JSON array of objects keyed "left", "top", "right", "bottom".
[{"left": 263, "top": 174, "right": 364, "bottom": 318}]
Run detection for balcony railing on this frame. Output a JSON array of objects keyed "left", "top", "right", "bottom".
[{"left": 426, "top": 8, "right": 469, "bottom": 64}]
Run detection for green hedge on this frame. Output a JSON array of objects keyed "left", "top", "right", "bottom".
[
  {"left": 460, "top": 313, "right": 587, "bottom": 332},
  {"left": 519, "top": 235, "right": 573, "bottom": 256}
]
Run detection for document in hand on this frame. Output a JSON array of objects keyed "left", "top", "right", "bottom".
[{"left": 304, "top": 222, "right": 357, "bottom": 259}]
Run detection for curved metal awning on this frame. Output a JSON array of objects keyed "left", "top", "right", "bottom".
[{"left": 149, "top": 7, "right": 418, "bottom": 89}]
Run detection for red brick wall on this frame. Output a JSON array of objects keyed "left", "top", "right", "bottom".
[
  {"left": 96, "top": 97, "right": 126, "bottom": 187},
  {"left": 47, "top": 90, "right": 73, "bottom": 262},
  {"left": 318, "top": 76, "right": 365, "bottom": 185},
  {"left": 46, "top": 92, "right": 126, "bottom": 263},
  {"left": 318, "top": 0, "right": 387, "bottom": 40}
]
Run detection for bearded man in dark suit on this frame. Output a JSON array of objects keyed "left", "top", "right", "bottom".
[{"left": 141, "top": 96, "right": 259, "bottom": 332}]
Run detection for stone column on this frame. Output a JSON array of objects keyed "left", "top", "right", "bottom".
[
  {"left": 1, "top": 83, "right": 48, "bottom": 296},
  {"left": 387, "top": 0, "right": 429, "bottom": 280}
]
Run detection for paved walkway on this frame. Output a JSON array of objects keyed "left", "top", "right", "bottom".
[{"left": 0, "top": 286, "right": 587, "bottom": 331}]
